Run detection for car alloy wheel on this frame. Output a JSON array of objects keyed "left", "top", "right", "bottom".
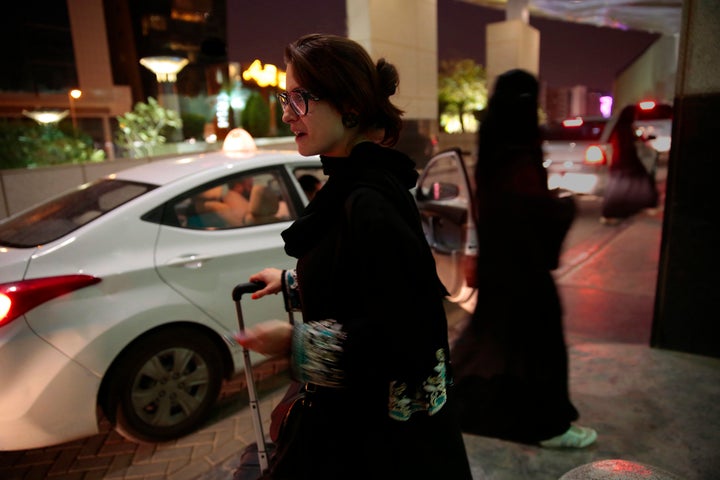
[{"left": 106, "top": 326, "right": 224, "bottom": 443}]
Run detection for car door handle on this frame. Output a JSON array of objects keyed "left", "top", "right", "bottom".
[{"left": 165, "top": 254, "right": 214, "bottom": 269}]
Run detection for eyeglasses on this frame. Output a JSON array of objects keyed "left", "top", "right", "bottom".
[{"left": 277, "top": 89, "right": 320, "bottom": 117}]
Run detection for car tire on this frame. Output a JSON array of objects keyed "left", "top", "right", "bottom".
[{"left": 106, "top": 326, "right": 224, "bottom": 443}]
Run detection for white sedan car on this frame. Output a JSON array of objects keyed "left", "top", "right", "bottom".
[{"left": 0, "top": 141, "right": 323, "bottom": 450}]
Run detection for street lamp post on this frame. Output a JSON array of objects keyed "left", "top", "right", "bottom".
[
  {"left": 140, "top": 56, "right": 189, "bottom": 142},
  {"left": 68, "top": 89, "right": 82, "bottom": 132}
]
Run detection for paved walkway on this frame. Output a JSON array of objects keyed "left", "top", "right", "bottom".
[{"left": 2, "top": 184, "right": 718, "bottom": 479}]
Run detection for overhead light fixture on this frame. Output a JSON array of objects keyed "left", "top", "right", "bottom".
[
  {"left": 23, "top": 110, "right": 69, "bottom": 125},
  {"left": 139, "top": 56, "right": 189, "bottom": 82}
]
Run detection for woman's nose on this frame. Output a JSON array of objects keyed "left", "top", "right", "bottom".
[{"left": 280, "top": 104, "right": 297, "bottom": 123}]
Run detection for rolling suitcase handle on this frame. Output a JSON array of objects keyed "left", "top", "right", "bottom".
[{"left": 232, "top": 281, "right": 271, "bottom": 472}]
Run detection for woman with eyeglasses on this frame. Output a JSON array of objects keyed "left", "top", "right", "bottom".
[{"left": 236, "top": 33, "right": 473, "bottom": 480}]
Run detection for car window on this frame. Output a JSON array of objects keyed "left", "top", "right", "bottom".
[
  {"left": 541, "top": 119, "right": 608, "bottom": 141},
  {"left": 166, "top": 169, "right": 297, "bottom": 230},
  {"left": 292, "top": 167, "right": 327, "bottom": 201},
  {"left": 0, "top": 179, "right": 156, "bottom": 247}
]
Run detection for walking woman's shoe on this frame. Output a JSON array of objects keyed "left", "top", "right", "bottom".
[{"left": 539, "top": 425, "right": 598, "bottom": 448}]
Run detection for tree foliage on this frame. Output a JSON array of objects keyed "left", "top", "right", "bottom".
[
  {"left": 438, "top": 59, "right": 488, "bottom": 133},
  {"left": 115, "top": 97, "right": 183, "bottom": 158}
]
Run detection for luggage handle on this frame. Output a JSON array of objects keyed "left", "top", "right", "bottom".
[
  {"left": 234, "top": 280, "right": 295, "bottom": 326},
  {"left": 232, "top": 281, "right": 265, "bottom": 302},
  {"left": 232, "top": 280, "right": 270, "bottom": 472}
]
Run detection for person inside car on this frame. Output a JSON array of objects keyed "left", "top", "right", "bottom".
[{"left": 297, "top": 173, "right": 322, "bottom": 201}]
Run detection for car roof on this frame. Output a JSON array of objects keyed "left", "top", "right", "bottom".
[{"left": 113, "top": 148, "right": 315, "bottom": 186}]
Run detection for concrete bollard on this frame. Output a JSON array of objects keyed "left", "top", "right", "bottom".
[{"left": 560, "top": 459, "right": 684, "bottom": 480}]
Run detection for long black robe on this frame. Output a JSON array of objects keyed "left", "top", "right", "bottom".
[
  {"left": 273, "top": 142, "right": 472, "bottom": 480},
  {"left": 452, "top": 69, "right": 580, "bottom": 444}
]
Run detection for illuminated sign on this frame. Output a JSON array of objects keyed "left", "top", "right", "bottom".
[
  {"left": 242, "top": 59, "right": 286, "bottom": 89},
  {"left": 600, "top": 96, "right": 613, "bottom": 118}
]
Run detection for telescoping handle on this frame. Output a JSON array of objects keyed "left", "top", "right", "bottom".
[
  {"left": 232, "top": 280, "right": 269, "bottom": 472},
  {"left": 232, "top": 281, "right": 265, "bottom": 302},
  {"left": 234, "top": 279, "right": 296, "bottom": 325},
  {"left": 232, "top": 281, "right": 265, "bottom": 331}
]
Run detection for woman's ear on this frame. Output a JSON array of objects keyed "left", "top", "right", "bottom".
[{"left": 342, "top": 112, "right": 359, "bottom": 128}]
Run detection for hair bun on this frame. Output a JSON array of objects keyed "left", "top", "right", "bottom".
[{"left": 376, "top": 58, "right": 399, "bottom": 96}]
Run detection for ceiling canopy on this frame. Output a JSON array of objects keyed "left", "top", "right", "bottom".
[{"left": 461, "top": 0, "right": 682, "bottom": 36}]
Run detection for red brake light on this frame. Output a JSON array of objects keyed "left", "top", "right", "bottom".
[
  {"left": 0, "top": 275, "right": 101, "bottom": 327},
  {"left": 584, "top": 145, "right": 606, "bottom": 166}
]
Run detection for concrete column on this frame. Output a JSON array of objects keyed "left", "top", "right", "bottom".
[
  {"left": 66, "top": 0, "right": 114, "bottom": 91},
  {"left": 66, "top": 0, "right": 132, "bottom": 156},
  {"left": 507, "top": 0, "right": 530, "bottom": 23},
  {"left": 485, "top": 0, "right": 539, "bottom": 94},
  {"left": 652, "top": 0, "right": 720, "bottom": 358},
  {"left": 486, "top": 22, "right": 539, "bottom": 95},
  {"left": 346, "top": 0, "right": 438, "bottom": 166}
]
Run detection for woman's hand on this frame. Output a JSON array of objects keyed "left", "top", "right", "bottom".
[
  {"left": 249, "top": 268, "right": 283, "bottom": 299},
  {"left": 235, "top": 319, "right": 293, "bottom": 356}
]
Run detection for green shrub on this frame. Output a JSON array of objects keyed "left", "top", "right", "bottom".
[
  {"left": 181, "top": 112, "right": 207, "bottom": 140},
  {"left": 0, "top": 119, "right": 105, "bottom": 170},
  {"left": 240, "top": 91, "right": 270, "bottom": 138}
]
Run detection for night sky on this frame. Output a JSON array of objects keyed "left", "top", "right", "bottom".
[{"left": 227, "top": 0, "right": 660, "bottom": 93}]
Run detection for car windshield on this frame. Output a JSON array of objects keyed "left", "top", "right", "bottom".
[
  {"left": 541, "top": 118, "right": 608, "bottom": 141},
  {"left": 0, "top": 179, "right": 156, "bottom": 248}
]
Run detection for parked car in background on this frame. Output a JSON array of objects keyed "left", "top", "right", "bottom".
[
  {"left": 415, "top": 103, "right": 672, "bottom": 311},
  {"left": 542, "top": 116, "right": 610, "bottom": 195},
  {"left": 0, "top": 131, "right": 323, "bottom": 450},
  {"left": 593, "top": 101, "right": 671, "bottom": 181},
  {"left": 631, "top": 100, "right": 673, "bottom": 164},
  {"left": 542, "top": 102, "right": 666, "bottom": 197}
]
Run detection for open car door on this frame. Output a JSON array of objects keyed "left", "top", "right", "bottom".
[{"left": 415, "top": 148, "right": 477, "bottom": 304}]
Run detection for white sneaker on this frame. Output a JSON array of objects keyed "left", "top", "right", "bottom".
[{"left": 539, "top": 425, "right": 598, "bottom": 448}]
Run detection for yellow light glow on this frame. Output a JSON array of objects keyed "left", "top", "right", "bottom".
[
  {"left": 242, "top": 59, "right": 283, "bottom": 88},
  {"left": 69, "top": 89, "right": 82, "bottom": 99}
]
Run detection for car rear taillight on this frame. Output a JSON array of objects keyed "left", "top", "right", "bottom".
[
  {"left": 584, "top": 145, "right": 606, "bottom": 166},
  {"left": 0, "top": 275, "right": 101, "bottom": 327}
]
